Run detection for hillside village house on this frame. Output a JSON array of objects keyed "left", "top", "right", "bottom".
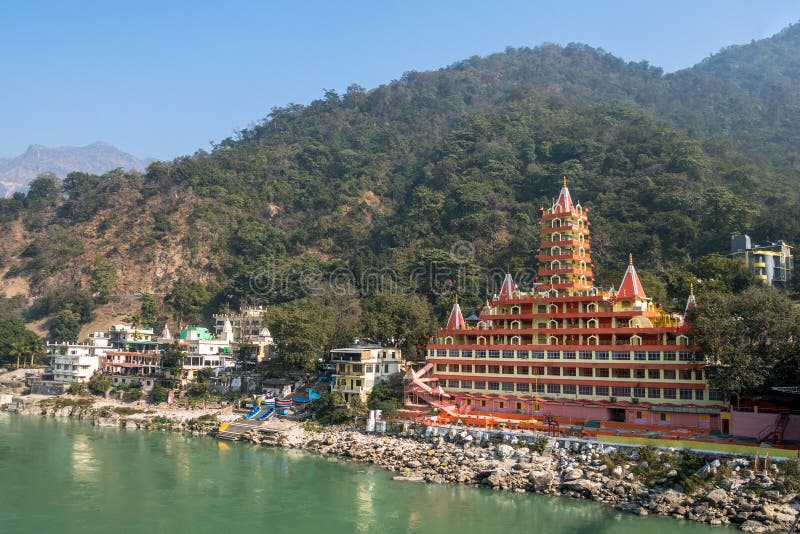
[
  {"left": 330, "top": 344, "right": 405, "bottom": 403},
  {"left": 47, "top": 332, "right": 110, "bottom": 383},
  {"left": 177, "top": 325, "right": 236, "bottom": 380},
  {"left": 213, "top": 305, "right": 275, "bottom": 363}
]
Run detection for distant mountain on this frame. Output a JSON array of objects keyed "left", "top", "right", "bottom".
[{"left": 0, "top": 142, "right": 152, "bottom": 197}]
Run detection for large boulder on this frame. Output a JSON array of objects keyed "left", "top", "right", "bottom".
[
  {"left": 529, "top": 470, "right": 555, "bottom": 492},
  {"left": 496, "top": 444, "right": 514, "bottom": 459},
  {"left": 563, "top": 468, "right": 584, "bottom": 481},
  {"left": 561, "top": 478, "right": 601, "bottom": 495},
  {"left": 739, "top": 520, "right": 768, "bottom": 533},
  {"left": 706, "top": 488, "right": 728, "bottom": 507}
]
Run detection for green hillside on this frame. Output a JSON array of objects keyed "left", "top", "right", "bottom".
[{"left": 2, "top": 24, "right": 800, "bottom": 358}]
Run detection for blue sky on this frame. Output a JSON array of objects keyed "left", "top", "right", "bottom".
[{"left": 1, "top": 1, "right": 799, "bottom": 161}]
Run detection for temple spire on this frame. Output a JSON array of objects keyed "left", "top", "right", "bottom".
[
  {"left": 498, "top": 272, "right": 516, "bottom": 301},
  {"left": 616, "top": 254, "right": 647, "bottom": 300},
  {"left": 554, "top": 177, "right": 574, "bottom": 213},
  {"left": 684, "top": 282, "right": 697, "bottom": 315},
  {"left": 445, "top": 298, "right": 465, "bottom": 330}
]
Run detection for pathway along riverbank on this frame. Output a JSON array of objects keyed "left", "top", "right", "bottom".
[{"left": 4, "top": 394, "right": 799, "bottom": 533}]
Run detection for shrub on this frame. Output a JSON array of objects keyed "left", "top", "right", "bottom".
[
  {"left": 87, "top": 374, "right": 112, "bottom": 396},
  {"left": 150, "top": 383, "right": 168, "bottom": 404},
  {"left": 532, "top": 434, "right": 549, "bottom": 454},
  {"left": 67, "top": 382, "right": 87, "bottom": 396}
]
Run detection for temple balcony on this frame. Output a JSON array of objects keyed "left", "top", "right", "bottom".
[
  {"left": 540, "top": 225, "right": 590, "bottom": 235},
  {"left": 539, "top": 239, "right": 591, "bottom": 248},
  {"left": 537, "top": 253, "right": 589, "bottom": 262},
  {"left": 535, "top": 268, "right": 594, "bottom": 277}
]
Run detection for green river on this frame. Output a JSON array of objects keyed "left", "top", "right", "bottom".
[{"left": 0, "top": 412, "right": 734, "bottom": 533}]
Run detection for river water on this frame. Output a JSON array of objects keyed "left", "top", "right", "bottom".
[{"left": 0, "top": 413, "right": 734, "bottom": 533}]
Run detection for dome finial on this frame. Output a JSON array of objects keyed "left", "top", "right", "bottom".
[
  {"left": 628, "top": 253, "right": 633, "bottom": 266},
  {"left": 563, "top": 175, "right": 567, "bottom": 188},
  {"left": 690, "top": 281, "right": 694, "bottom": 296}
]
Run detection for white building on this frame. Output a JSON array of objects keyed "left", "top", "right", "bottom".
[
  {"left": 108, "top": 324, "right": 155, "bottom": 346},
  {"left": 330, "top": 345, "right": 404, "bottom": 403},
  {"left": 178, "top": 325, "right": 236, "bottom": 380},
  {"left": 212, "top": 305, "right": 275, "bottom": 363},
  {"left": 48, "top": 333, "right": 110, "bottom": 383}
]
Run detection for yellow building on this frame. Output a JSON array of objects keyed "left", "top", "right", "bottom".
[{"left": 330, "top": 345, "right": 404, "bottom": 403}]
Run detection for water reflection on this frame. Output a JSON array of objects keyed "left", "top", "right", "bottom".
[
  {"left": 0, "top": 416, "right": 735, "bottom": 534},
  {"left": 70, "top": 433, "right": 97, "bottom": 485}
]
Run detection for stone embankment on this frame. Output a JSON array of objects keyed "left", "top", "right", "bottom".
[{"left": 244, "top": 426, "right": 800, "bottom": 533}]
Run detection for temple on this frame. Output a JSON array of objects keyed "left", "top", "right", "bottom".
[{"left": 414, "top": 179, "right": 725, "bottom": 432}]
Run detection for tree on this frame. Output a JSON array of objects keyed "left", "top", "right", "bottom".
[
  {"left": 366, "top": 374, "right": 404, "bottom": 415},
  {"left": 140, "top": 293, "right": 157, "bottom": 327},
  {"left": 8, "top": 341, "right": 25, "bottom": 369},
  {"left": 26, "top": 173, "right": 61, "bottom": 203},
  {"left": 67, "top": 383, "right": 87, "bottom": 396},
  {"left": 310, "top": 391, "right": 365, "bottom": 425},
  {"left": 161, "top": 342, "right": 185, "bottom": 377},
  {"left": 49, "top": 307, "right": 82, "bottom": 342},
  {"left": 87, "top": 373, "right": 113, "bottom": 397},
  {"left": 692, "top": 253, "right": 756, "bottom": 295},
  {"left": 267, "top": 297, "right": 336, "bottom": 372},
  {"left": 150, "top": 383, "right": 168, "bottom": 404},
  {"left": 0, "top": 316, "right": 42, "bottom": 367},
  {"left": 167, "top": 277, "right": 211, "bottom": 324},
  {"left": 358, "top": 291, "right": 436, "bottom": 357},
  {"left": 691, "top": 285, "right": 800, "bottom": 401},
  {"left": 90, "top": 257, "right": 118, "bottom": 303}
]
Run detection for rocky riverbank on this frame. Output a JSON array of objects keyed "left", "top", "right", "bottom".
[
  {"left": 3, "top": 393, "right": 799, "bottom": 533},
  {"left": 3, "top": 393, "right": 239, "bottom": 433},
  {"left": 245, "top": 425, "right": 800, "bottom": 533}
]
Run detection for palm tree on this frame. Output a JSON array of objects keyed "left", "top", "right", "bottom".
[{"left": 9, "top": 341, "right": 24, "bottom": 369}]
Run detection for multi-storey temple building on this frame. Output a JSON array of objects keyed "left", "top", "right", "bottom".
[{"left": 421, "top": 180, "right": 725, "bottom": 431}]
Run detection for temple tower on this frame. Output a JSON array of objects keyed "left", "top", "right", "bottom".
[{"left": 536, "top": 177, "right": 593, "bottom": 296}]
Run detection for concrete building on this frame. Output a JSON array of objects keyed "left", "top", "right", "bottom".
[
  {"left": 212, "top": 305, "right": 275, "bottom": 363},
  {"left": 108, "top": 324, "right": 156, "bottom": 345},
  {"left": 103, "top": 324, "right": 161, "bottom": 376},
  {"left": 729, "top": 234, "right": 793, "bottom": 288},
  {"left": 330, "top": 344, "right": 404, "bottom": 403},
  {"left": 48, "top": 332, "right": 110, "bottom": 383},
  {"left": 178, "top": 326, "right": 236, "bottom": 380}
]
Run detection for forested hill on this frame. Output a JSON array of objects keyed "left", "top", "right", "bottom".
[{"left": 1, "top": 23, "right": 799, "bottom": 346}]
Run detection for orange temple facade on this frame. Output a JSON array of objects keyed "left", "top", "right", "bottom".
[{"left": 421, "top": 180, "right": 726, "bottom": 431}]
